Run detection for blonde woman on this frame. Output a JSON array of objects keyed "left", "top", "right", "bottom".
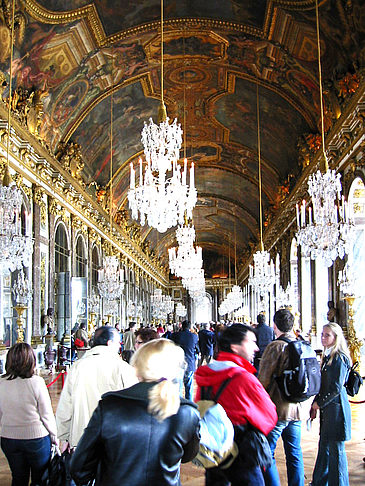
[
  {"left": 310, "top": 322, "right": 351, "bottom": 486},
  {"left": 70, "top": 339, "right": 200, "bottom": 486}
]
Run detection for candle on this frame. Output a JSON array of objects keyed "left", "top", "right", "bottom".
[
  {"left": 183, "top": 158, "right": 187, "bottom": 185},
  {"left": 130, "top": 163, "right": 135, "bottom": 189},
  {"left": 139, "top": 158, "right": 143, "bottom": 185},
  {"left": 301, "top": 200, "right": 305, "bottom": 227},
  {"left": 190, "top": 162, "right": 195, "bottom": 188},
  {"left": 296, "top": 203, "right": 300, "bottom": 229},
  {"left": 309, "top": 206, "right": 312, "bottom": 225}
]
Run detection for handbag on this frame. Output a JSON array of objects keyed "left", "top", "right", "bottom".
[
  {"left": 345, "top": 361, "right": 363, "bottom": 397},
  {"left": 41, "top": 446, "right": 67, "bottom": 486},
  {"left": 234, "top": 424, "right": 272, "bottom": 470}
]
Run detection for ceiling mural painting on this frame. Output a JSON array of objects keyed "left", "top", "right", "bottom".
[
  {"left": 72, "top": 81, "right": 159, "bottom": 186},
  {"left": 0, "top": 0, "right": 362, "bottom": 276},
  {"left": 33, "top": 0, "right": 268, "bottom": 36}
]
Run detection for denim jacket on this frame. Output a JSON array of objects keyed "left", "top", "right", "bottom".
[{"left": 315, "top": 352, "right": 351, "bottom": 441}]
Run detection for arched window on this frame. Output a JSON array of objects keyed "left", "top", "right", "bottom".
[
  {"left": 91, "top": 246, "right": 100, "bottom": 292},
  {"left": 75, "top": 235, "right": 87, "bottom": 277},
  {"left": 290, "top": 238, "right": 299, "bottom": 314},
  {"left": 55, "top": 224, "right": 69, "bottom": 273},
  {"left": 54, "top": 223, "right": 70, "bottom": 340}
]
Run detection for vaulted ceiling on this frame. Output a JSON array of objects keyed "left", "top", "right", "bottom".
[{"left": 3, "top": 0, "right": 364, "bottom": 277}]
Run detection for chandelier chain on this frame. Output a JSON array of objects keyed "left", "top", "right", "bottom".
[
  {"left": 256, "top": 83, "right": 264, "bottom": 251},
  {"left": 315, "top": 0, "right": 327, "bottom": 170}
]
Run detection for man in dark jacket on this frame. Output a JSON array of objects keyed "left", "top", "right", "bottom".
[
  {"left": 254, "top": 312, "right": 275, "bottom": 370},
  {"left": 198, "top": 322, "right": 216, "bottom": 366},
  {"left": 171, "top": 320, "right": 199, "bottom": 401},
  {"left": 195, "top": 324, "right": 277, "bottom": 486}
]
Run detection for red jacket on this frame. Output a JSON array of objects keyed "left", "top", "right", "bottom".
[{"left": 195, "top": 351, "right": 277, "bottom": 436}]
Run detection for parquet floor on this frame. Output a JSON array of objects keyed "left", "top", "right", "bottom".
[{"left": 1, "top": 370, "right": 364, "bottom": 485}]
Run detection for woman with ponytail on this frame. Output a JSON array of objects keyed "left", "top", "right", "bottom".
[{"left": 70, "top": 339, "right": 200, "bottom": 486}]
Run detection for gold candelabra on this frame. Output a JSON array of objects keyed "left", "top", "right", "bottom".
[
  {"left": 88, "top": 312, "right": 97, "bottom": 338},
  {"left": 344, "top": 295, "right": 362, "bottom": 369},
  {"left": 14, "top": 304, "right": 27, "bottom": 343}
]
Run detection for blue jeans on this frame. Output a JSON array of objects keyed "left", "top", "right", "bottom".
[
  {"left": 312, "top": 437, "right": 349, "bottom": 486},
  {"left": 263, "top": 420, "right": 304, "bottom": 486},
  {"left": 1, "top": 435, "right": 51, "bottom": 486},
  {"left": 206, "top": 462, "right": 265, "bottom": 486},
  {"left": 182, "top": 369, "right": 194, "bottom": 401}
]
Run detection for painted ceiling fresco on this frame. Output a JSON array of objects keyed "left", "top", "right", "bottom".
[{"left": 1, "top": 0, "right": 364, "bottom": 273}]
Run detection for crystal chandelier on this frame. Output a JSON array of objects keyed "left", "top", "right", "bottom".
[
  {"left": 218, "top": 285, "right": 244, "bottom": 315},
  {"left": 97, "top": 255, "right": 124, "bottom": 301},
  {"left": 0, "top": 175, "right": 33, "bottom": 273},
  {"left": 295, "top": 0, "right": 354, "bottom": 267},
  {"left": 128, "top": 157, "right": 197, "bottom": 233},
  {"left": 141, "top": 116, "right": 182, "bottom": 175},
  {"left": 128, "top": 0, "right": 198, "bottom": 233},
  {"left": 169, "top": 223, "right": 202, "bottom": 278},
  {"left": 104, "top": 299, "right": 119, "bottom": 317},
  {"left": 151, "top": 289, "right": 174, "bottom": 316},
  {"left": 127, "top": 300, "right": 136, "bottom": 317},
  {"left": 175, "top": 302, "right": 186, "bottom": 317},
  {"left": 88, "top": 292, "right": 100, "bottom": 314},
  {"left": 248, "top": 85, "right": 276, "bottom": 299},
  {"left": 0, "top": 3, "right": 33, "bottom": 274},
  {"left": 12, "top": 268, "right": 32, "bottom": 305},
  {"left": 338, "top": 256, "right": 356, "bottom": 296},
  {"left": 249, "top": 249, "right": 276, "bottom": 296},
  {"left": 275, "top": 283, "right": 294, "bottom": 310},
  {"left": 295, "top": 170, "right": 354, "bottom": 267}
]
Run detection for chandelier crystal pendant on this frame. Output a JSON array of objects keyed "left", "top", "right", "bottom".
[
  {"left": 97, "top": 255, "right": 124, "bottom": 301},
  {"left": 295, "top": 0, "right": 354, "bottom": 267}
]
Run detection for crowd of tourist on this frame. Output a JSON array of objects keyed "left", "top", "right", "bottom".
[{"left": 0, "top": 310, "right": 353, "bottom": 486}]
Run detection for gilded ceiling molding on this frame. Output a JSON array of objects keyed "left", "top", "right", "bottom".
[{"left": 23, "top": 0, "right": 103, "bottom": 44}]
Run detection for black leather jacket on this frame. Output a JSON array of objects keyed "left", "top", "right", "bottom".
[{"left": 70, "top": 381, "right": 201, "bottom": 486}]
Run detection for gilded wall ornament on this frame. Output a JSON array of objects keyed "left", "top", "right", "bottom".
[
  {"left": 88, "top": 228, "right": 100, "bottom": 244},
  {"left": 56, "top": 141, "right": 85, "bottom": 187}
]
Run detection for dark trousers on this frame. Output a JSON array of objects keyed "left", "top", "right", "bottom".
[
  {"left": 1, "top": 435, "right": 51, "bottom": 486},
  {"left": 205, "top": 461, "right": 265, "bottom": 486}
]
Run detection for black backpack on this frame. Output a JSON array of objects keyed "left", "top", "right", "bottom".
[
  {"left": 345, "top": 361, "right": 363, "bottom": 397},
  {"left": 275, "top": 337, "right": 321, "bottom": 403}
]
